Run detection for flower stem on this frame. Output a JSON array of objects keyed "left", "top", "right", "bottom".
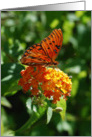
[{"left": 15, "top": 108, "right": 46, "bottom": 135}]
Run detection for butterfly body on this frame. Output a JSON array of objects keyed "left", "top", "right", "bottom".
[{"left": 20, "top": 29, "right": 63, "bottom": 66}]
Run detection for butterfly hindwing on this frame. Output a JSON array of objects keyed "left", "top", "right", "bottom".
[
  {"left": 20, "top": 29, "right": 63, "bottom": 66},
  {"left": 20, "top": 43, "right": 51, "bottom": 66}
]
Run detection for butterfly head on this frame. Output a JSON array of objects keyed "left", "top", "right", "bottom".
[{"left": 53, "top": 61, "right": 58, "bottom": 66}]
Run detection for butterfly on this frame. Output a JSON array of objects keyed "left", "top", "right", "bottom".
[{"left": 20, "top": 29, "right": 63, "bottom": 66}]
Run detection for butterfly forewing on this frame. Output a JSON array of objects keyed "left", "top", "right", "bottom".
[{"left": 20, "top": 29, "right": 63, "bottom": 66}]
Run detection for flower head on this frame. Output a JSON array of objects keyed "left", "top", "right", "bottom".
[{"left": 18, "top": 66, "right": 72, "bottom": 104}]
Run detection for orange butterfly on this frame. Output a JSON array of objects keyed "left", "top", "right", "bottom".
[{"left": 20, "top": 29, "right": 63, "bottom": 66}]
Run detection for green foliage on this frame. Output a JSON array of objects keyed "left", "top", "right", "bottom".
[
  {"left": 1, "top": 63, "right": 24, "bottom": 96},
  {"left": 1, "top": 11, "right": 91, "bottom": 136},
  {"left": 47, "top": 107, "right": 53, "bottom": 124},
  {"left": 57, "top": 98, "right": 66, "bottom": 120},
  {"left": 1, "top": 97, "right": 12, "bottom": 108}
]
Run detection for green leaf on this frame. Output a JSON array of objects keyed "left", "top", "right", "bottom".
[
  {"left": 1, "top": 97, "right": 12, "bottom": 108},
  {"left": 57, "top": 121, "right": 73, "bottom": 135},
  {"left": 56, "top": 98, "right": 66, "bottom": 120},
  {"left": 50, "top": 19, "right": 59, "bottom": 28},
  {"left": 32, "top": 105, "right": 38, "bottom": 112},
  {"left": 71, "top": 78, "right": 79, "bottom": 97},
  {"left": 26, "top": 98, "right": 32, "bottom": 114},
  {"left": 1, "top": 120, "right": 4, "bottom": 136},
  {"left": 47, "top": 107, "right": 53, "bottom": 124},
  {"left": 2, "top": 130, "right": 15, "bottom": 136},
  {"left": 1, "top": 63, "right": 24, "bottom": 96}
]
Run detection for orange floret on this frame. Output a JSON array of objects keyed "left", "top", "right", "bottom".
[{"left": 18, "top": 66, "right": 72, "bottom": 103}]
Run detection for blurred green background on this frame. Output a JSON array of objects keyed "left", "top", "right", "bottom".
[{"left": 1, "top": 11, "right": 91, "bottom": 136}]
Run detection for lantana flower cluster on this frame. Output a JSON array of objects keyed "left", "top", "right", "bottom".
[{"left": 18, "top": 66, "right": 72, "bottom": 103}]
